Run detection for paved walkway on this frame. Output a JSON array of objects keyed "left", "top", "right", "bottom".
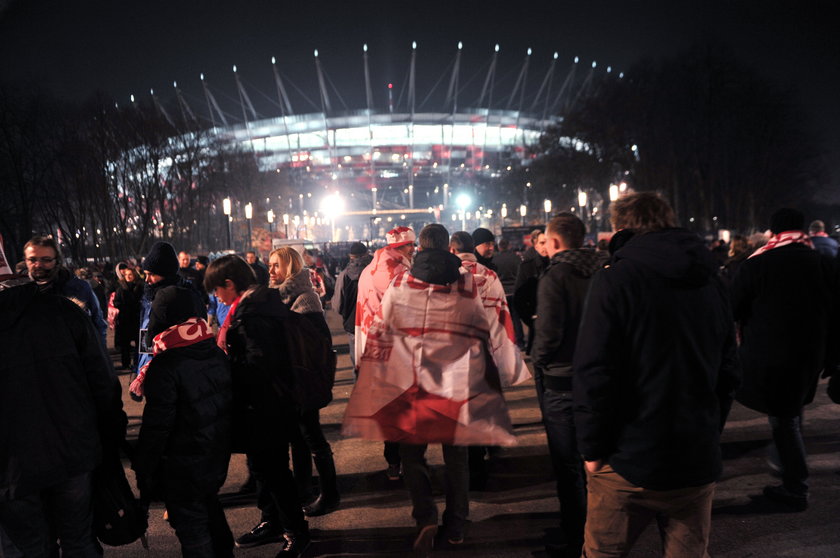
[{"left": 109, "top": 309, "right": 840, "bottom": 557}]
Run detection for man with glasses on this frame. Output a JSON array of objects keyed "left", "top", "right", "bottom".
[{"left": 23, "top": 236, "right": 107, "bottom": 345}]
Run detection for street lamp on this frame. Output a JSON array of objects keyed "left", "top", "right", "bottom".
[
  {"left": 320, "top": 193, "right": 345, "bottom": 241},
  {"left": 519, "top": 204, "right": 527, "bottom": 226},
  {"left": 267, "top": 209, "right": 275, "bottom": 233},
  {"left": 578, "top": 190, "right": 588, "bottom": 209},
  {"left": 244, "top": 202, "right": 253, "bottom": 252},
  {"left": 222, "top": 197, "right": 232, "bottom": 250},
  {"left": 455, "top": 193, "right": 471, "bottom": 231},
  {"left": 609, "top": 184, "right": 619, "bottom": 202},
  {"left": 543, "top": 199, "right": 552, "bottom": 223},
  {"left": 282, "top": 213, "right": 289, "bottom": 238}
]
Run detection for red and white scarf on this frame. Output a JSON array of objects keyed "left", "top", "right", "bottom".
[
  {"left": 129, "top": 317, "right": 215, "bottom": 396},
  {"left": 749, "top": 230, "right": 813, "bottom": 259}
]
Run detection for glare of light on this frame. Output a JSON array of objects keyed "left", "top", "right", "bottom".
[
  {"left": 283, "top": 214, "right": 289, "bottom": 225},
  {"left": 363, "top": 44, "right": 368, "bottom": 52},
  {"left": 244, "top": 203, "right": 253, "bottom": 220},
  {"left": 501, "top": 203, "right": 508, "bottom": 219},
  {"left": 609, "top": 184, "right": 619, "bottom": 202},
  {"left": 320, "top": 193, "right": 345, "bottom": 218},
  {"left": 574, "top": 56, "right": 579, "bottom": 63},
  {"left": 271, "top": 56, "right": 276, "bottom": 64},
  {"left": 527, "top": 48, "right": 532, "bottom": 56},
  {"left": 130, "top": 94, "right": 135, "bottom": 103},
  {"left": 592, "top": 61, "right": 597, "bottom": 68},
  {"left": 543, "top": 199, "right": 552, "bottom": 214},
  {"left": 578, "top": 191, "right": 588, "bottom": 207},
  {"left": 619, "top": 72, "right": 625, "bottom": 79},
  {"left": 412, "top": 41, "right": 417, "bottom": 50},
  {"left": 267, "top": 210, "right": 274, "bottom": 223},
  {"left": 519, "top": 205, "right": 527, "bottom": 218},
  {"left": 173, "top": 81, "right": 177, "bottom": 88},
  {"left": 150, "top": 89, "right": 154, "bottom": 95},
  {"left": 200, "top": 73, "right": 205, "bottom": 81},
  {"left": 495, "top": 44, "right": 500, "bottom": 53},
  {"left": 455, "top": 193, "right": 471, "bottom": 211},
  {"left": 619, "top": 181, "right": 628, "bottom": 192},
  {"left": 458, "top": 41, "right": 463, "bottom": 50},
  {"left": 314, "top": 49, "right": 319, "bottom": 57},
  {"left": 553, "top": 52, "right": 559, "bottom": 60},
  {"left": 607, "top": 66, "right": 612, "bottom": 73},
  {"left": 222, "top": 198, "right": 231, "bottom": 216},
  {"left": 233, "top": 65, "right": 237, "bottom": 73}
]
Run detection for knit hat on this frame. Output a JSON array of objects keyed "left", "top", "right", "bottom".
[
  {"left": 349, "top": 242, "right": 368, "bottom": 256},
  {"left": 386, "top": 226, "right": 416, "bottom": 248},
  {"left": 471, "top": 227, "right": 495, "bottom": 246},
  {"left": 142, "top": 241, "right": 179, "bottom": 277},
  {"left": 769, "top": 208, "right": 804, "bottom": 235}
]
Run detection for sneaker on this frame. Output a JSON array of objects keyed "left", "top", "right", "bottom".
[
  {"left": 763, "top": 484, "right": 808, "bottom": 511},
  {"left": 235, "top": 521, "right": 283, "bottom": 548},
  {"left": 386, "top": 463, "right": 402, "bottom": 481},
  {"left": 412, "top": 524, "right": 437, "bottom": 557},
  {"left": 275, "top": 532, "right": 311, "bottom": 557}
]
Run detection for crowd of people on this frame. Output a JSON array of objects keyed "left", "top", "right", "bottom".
[{"left": 1, "top": 191, "right": 838, "bottom": 558}]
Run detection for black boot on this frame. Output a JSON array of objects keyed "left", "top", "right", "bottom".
[{"left": 303, "top": 453, "right": 340, "bottom": 516}]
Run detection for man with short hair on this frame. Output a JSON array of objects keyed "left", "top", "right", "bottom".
[
  {"left": 344, "top": 224, "right": 528, "bottom": 554},
  {"left": 23, "top": 236, "right": 107, "bottom": 344},
  {"left": 492, "top": 238, "right": 525, "bottom": 349},
  {"left": 808, "top": 219, "right": 838, "bottom": 258},
  {"left": 354, "top": 226, "right": 416, "bottom": 479},
  {"left": 574, "top": 192, "right": 740, "bottom": 557},
  {"left": 532, "top": 212, "right": 606, "bottom": 556},
  {"left": 245, "top": 250, "right": 270, "bottom": 286},
  {"left": 331, "top": 242, "right": 372, "bottom": 367},
  {"left": 513, "top": 230, "right": 549, "bottom": 355},
  {"left": 733, "top": 208, "right": 838, "bottom": 510}
]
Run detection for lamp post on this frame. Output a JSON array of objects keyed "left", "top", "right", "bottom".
[
  {"left": 543, "top": 199, "right": 552, "bottom": 223},
  {"left": 455, "top": 193, "right": 471, "bottom": 231},
  {"left": 244, "top": 202, "right": 253, "bottom": 252},
  {"left": 222, "top": 197, "right": 232, "bottom": 250},
  {"left": 519, "top": 204, "right": 527, "bottom": 226},
  {"left": 267, "top": 209, "right": 275, "bottom": 233},
  {"left": 609, "top": 184, "right": 619, "bottom": 202},
  {"left": 578, "top": 190, "right": 588, "bottom": 232},
  {"left": 283, "top": 214, "right": 289, "bottom": 238},
  {"left": 501, "top": 203, "right": 508, "bottom": 227}
]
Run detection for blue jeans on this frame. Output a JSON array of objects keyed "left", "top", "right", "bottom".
[
  {"left": 541, "top": 388, "right": 586, "bottom": 545},
  {"left": 399, "top": 443, "right": 469, "bottom": 540},
  {"left": 0, "top": 471, "right": 101, "bottom": 558},
  {"left": 769, "top": 414, "right": 808, "bottom": 494}
]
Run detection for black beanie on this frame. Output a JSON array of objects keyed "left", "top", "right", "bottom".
[
  {"left": 471, "top": 227, "right": 495, "bottom": 246},
  {"left": 142, "top": 241, "right": 179, "bottom": 277},
  {"left": 769, "top": 208, "right": 804, "bottom": 235}
]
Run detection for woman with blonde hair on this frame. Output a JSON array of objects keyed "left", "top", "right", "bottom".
[{"left": 268, "top": 247, "right": 340, "bottom": 517}]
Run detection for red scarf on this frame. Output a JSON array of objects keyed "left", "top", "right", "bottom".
[
  {"left": 129, "top": 317, "right": 215, "bottom": 396},
  {"left": 216, "top": 295, "right": 242, "bottom": 353},
  {"left": 749, "top": 230, "right": 813, "bottom": 259}
]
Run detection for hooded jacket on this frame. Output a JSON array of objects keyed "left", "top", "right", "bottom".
[
  {"left": 332, "top": 254, "right": 373, "bottom": 334},
  {"left": 225, "top": 285, "right": 297, "bottom": 451},
  {"left": 132, "top": 337, "right": 232, "bottom": 500},
  {"left": 532, "top": 248, "right": 606, "bottom": 390},
  {"left": 343, "top": 248, "right": 530, "bottom": 446},
  {"left": 573, "top": 229, "right": 740, "bottom": 490},
  {"left": 0, "top": 282, "right": 125, "bottom": 499}
]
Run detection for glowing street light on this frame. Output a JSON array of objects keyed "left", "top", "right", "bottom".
[
  {"left": 244, "top": 202, "right": 253, "bottom": 252},
  {"left": 267, "top": 209, "right": 275, "bottom": 233},
  {"left": 222, "top": 197, "right": 232, "bottom": 249},
  {"left": 519, "top": 203, "right": 527, "bottom": 225},
  {"left": 501, "top": 203, "right": 508, "bottom": 225},
  {"left": 609, "top": 184, "right": 619, "bottom": 202},
  {"left": 543, "top": 199, "right": 552, "bottom": 222},
  {"left": 455, "top": 193, "right": 471, "bottom": 231},
  {"left": 282, "top": 213, "right": 290, "bottom": 238},
  {"left": 578, "top": 190, "right": 588, "bottom": 209}
]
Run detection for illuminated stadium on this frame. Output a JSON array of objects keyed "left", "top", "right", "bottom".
[{"left": 157, "top": 43, "right": 616, "bottom": 241}]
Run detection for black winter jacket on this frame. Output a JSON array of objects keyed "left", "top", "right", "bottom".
[
  {"left": 0, "top": 282, "right": 125, "bottom": 499},
  {"left": 132, "top": 338, "right": 232, "bottom": 500},
  {"left": 573, "top": 229, "right": 740, "bottom": 490},
  {"left": 532, "top": 249, "right": 605, "bottom": 391},
  {"left": 732, "top": 243, "right": 838, "bottom": 417},
  {"left": 513, "top": 254, "right": 549, "bottom": 328},
  {"left": 226, "top": 285, "right": 298, "bottom": 452},
  {"left": 113, "top": 279, "right": 143, "bottom": 345}
]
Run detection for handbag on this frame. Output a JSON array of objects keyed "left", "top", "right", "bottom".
[{"left": 91, "top": 449, "right": 148, "bottom": 547}]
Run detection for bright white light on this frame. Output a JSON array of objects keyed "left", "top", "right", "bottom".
[
  {"left": 543, "top": 199, "right": 552, "bottom": 214},
  {"left": 150, "top": 89, "right": 154, "bottom": 95},
  {"left": 272, "top": 56, "right": 276, "bottom": 64},
  {"left": 200, "top": 73, "right": 205, "bottom": 81},
  {"left": 173, "top": 81, "right": 177, "bottom": 88},
  {"left": 574, "top": 56, "right": 579, "bottom": 63},
  {"left": 283, "top": 213, "right": 289, "bottom": 225},
  {"left": 519, "top": 204, "right": 527, "bottom": 217},
  {"left": 527, "top": 48, "right": 532, "bottom": 56},
  {"left": 267, "top": 210, "right": 274, "bottom": 223},
  {"left": 553, "top": 52, "right": 559, "bottom": 60},
  {"left": 619, "top": 181, "right": 628, "bottom": 192},
  {"left": 222, "top": 198, "right": 231, "bottom": 216},
  {"left": 314, "top": 49, "right": 319, "bottom": 57},
  {"left": 455, "top": 193, "right": 471, "bottom": 211},
  {"left": 320, "top": 193, "right": 345, "bottom": 218},
  {"left": 578, "top": 191, "right": 588, "bottom": 207},
  {"left": 607, "top": 66, "right": 612, "bottom": 73},
  {"left": 363, "top": 44, "right": 368, "bottom": 52},
  {"left": 495, "top": 44, "right": 500, "bottom": 53},
  {"left": 501, "top": 203, "right": 508, "bottom": 218},
  {"left": 412, "top": 41, "right": 417, "bottom": 50},
  {"left": 244, "top": 203, "right": 253, "bottom": 219},
  {"left": 130, "top": 94, "right": 135, "bottom": 103},
  {"left": 609, "top": 184, "right": 619, "bottom": 201},
  {"left": 592, "top": 61, "right": 597, "bottom": 68},
  {"left": 233, "top": 65, "right": 237, "bottom": 73},
  {"left": 458, "top": 41, "right": 463, "bottom": 50}
]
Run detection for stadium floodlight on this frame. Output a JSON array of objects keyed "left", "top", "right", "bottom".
[
  {"left": 320, "top": 193, "right": 345, "bottom": 219},
  {"left": 455, "top": 193, "right": 471, "bottom": 211}
]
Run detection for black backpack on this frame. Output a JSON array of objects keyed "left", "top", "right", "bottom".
[
  {"left": 338, "top": 275, "right": 359, "bottom": 334},
  {"left": 281, "top": 311, "right": 337, "bottom": 411}
]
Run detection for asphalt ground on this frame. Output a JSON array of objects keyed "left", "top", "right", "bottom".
[{"left": 106, "top": 309, "right": 840, "bottom": 557}]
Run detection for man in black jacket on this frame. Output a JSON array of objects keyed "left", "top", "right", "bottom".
[
  {"left": 532, "top": 213, "right": 605, "bottom": 557},
  {"left": 573, "top": 192, "right": 740, "bottom": 558},
  {"left": 732, "top": 208, "right": 838, "bottom": 510},
  {"left": 513, "top": 230, "right": 548, "bottom": 356},
  {"left": 0, "top": 282, "right": 125, "bottom": 556}
]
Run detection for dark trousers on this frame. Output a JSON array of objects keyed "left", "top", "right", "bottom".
[
  {"left": 769, "top": 414, "right": 808, "bottom": 494},
  {"left": 384, "top": 441, "right": 401, "bottom": 466},
  {"left": 252, "top": 439, "right": 308, "bottom": 536},
  {"left": 166, "top": 493, "right": 233, "bottom": 558},
  {"left": 399, "top": 443, "right": 469, "bottom": 540},
  {"left": 0, "top": 471, "right": 101, "bottom": 558},
  {"left": 291, "top": 409, "right": 335, "bottom": 501},
  {"left": 541, "top": 388, "right": 586, "bottom": 546},
  {"left": 505, "top": 295, "right": 525, "bottom": 348}
]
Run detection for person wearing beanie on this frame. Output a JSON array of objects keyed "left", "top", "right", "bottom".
[
  {"left": 808, "top": 219, "right": 838, "bottom": 258},
  {"left": 355, "top": 226, "right": 415, "bottom": 481},
  {"left": 129, "top": 242, "right": 206, "bottom": 399},
  {"left": 331, "top": 242, "right": 372, "bottom": 365},
  {"left": 132, "top": 278, "right": 233, "bottom": 556},
  {"left": 472, "top": 227, "right": 497, "bottom": 271},
  {"left": 732, "top": 207, "right": 839, "bottom": 510}
]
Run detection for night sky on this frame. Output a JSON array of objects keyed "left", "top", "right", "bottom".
[{"left": 1, "top": 0, "right": 838, "bottom": 179}]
